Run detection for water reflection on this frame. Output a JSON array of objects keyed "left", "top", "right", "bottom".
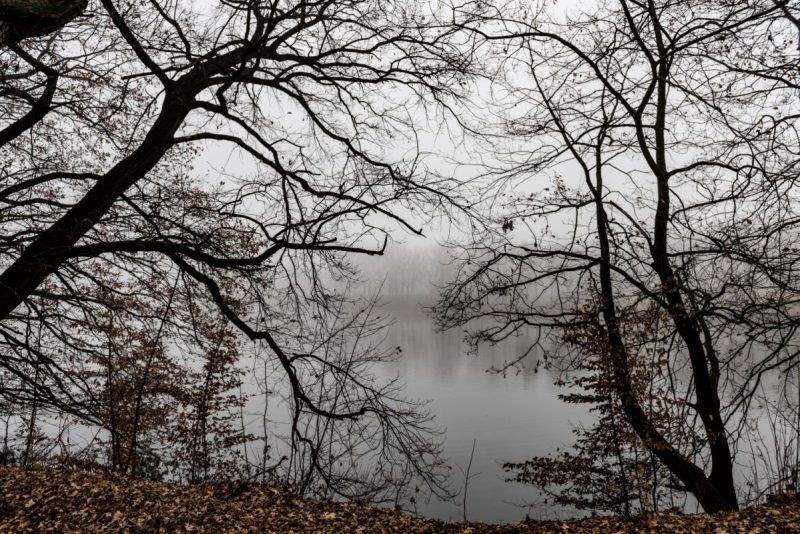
[
  {"left": 253, "top": 240, "right": 798, "bottom": 522},
  {"left": 377, "top": 298, "right": 588, "bottom": 523}
]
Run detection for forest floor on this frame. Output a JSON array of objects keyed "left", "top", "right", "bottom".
[{"left": 0, "top": 466, "right": 798, "bottom": 533}]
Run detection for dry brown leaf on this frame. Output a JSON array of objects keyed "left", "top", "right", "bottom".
[{"left": 0, "top": 466, "right": 799, "bottom": 534}]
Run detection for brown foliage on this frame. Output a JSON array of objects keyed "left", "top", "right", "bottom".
[{"left": 1, "top": 466, "right": 800, "bottom": 533}]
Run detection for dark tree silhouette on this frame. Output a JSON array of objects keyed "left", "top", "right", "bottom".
[
  {"left": 437, "top": 0, "right": 800, "bottom": 513},
  {"left": 0, "top": 0, "right": 481, "bottom": 503},
  {"left": 0, "top": 0, "right": 88, "bottom": 45}
]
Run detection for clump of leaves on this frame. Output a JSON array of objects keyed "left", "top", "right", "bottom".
[{"left": 505, "top": 300, "right": 693, "bottom": 516}]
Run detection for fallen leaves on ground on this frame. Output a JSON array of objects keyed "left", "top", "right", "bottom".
[{"left": 0, "top": 466, "right": 797, "bottom": 533}]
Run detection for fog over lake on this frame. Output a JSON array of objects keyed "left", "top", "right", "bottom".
[
  {"left": 241, "top": 237, "right": 790, "bottom": 523},
  {"left": 325, "top": 238, "right": 589, "bottom": 522},
  {"left": 3, "top": 0, "right": 798, "bottom": 527}
]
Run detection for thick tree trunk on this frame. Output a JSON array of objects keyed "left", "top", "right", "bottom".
[
  {"left": 0, "top": 0, "right": 87, "bottom": 45},
  {"left": 590, "top": 114, "right": 737, "bottom": 512},
  {"left": 0, "top": 41, "right": 251, "bottom": 321},
  {"left": 648, "top": 5, "right": 737, "bottom": 508},
  {"left": 592, "top": 176, "right": 737, "bottom": 514},
  {"left": 0, "top": 96, "right": 189, "bottom": 319}
]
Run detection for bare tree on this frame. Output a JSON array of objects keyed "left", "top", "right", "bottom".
[
  {"left": 0, "top": 0, "right": 480, "bottom": 503},
  {"left": 437, "top": 0, "right": 800, "bottom": 513}
]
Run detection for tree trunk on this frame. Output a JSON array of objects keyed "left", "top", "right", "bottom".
[{"left": 0, "top": 0, "right": 87, "bottom": 45}]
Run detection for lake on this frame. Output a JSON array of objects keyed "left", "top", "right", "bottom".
[
  {"left": 240, "top": 239, "right": 591, "bottom": 523},
  {"left": 381, "top": 300, "right": 587, "bottom": 522},
  {"left": 344, "top": 239, "right": 590, "bottom": 522}
]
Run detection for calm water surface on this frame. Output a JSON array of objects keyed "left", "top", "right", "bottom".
[
  {"left": 354, "top": 241, "right": 589, "bottom": 522},
  {"left": 365, "top": 242, "right": 785, "bottom": 522},
  {"left": 381, "top": 302, "right": 587, "bottom": 523}
]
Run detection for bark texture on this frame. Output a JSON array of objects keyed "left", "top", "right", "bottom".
[{"left": 0, "top": 0, "right": 87, "bottom": 44}]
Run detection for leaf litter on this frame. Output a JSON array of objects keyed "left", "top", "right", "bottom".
[{"left": 0, "top": 466, "right": 798, "bottom": 533}]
